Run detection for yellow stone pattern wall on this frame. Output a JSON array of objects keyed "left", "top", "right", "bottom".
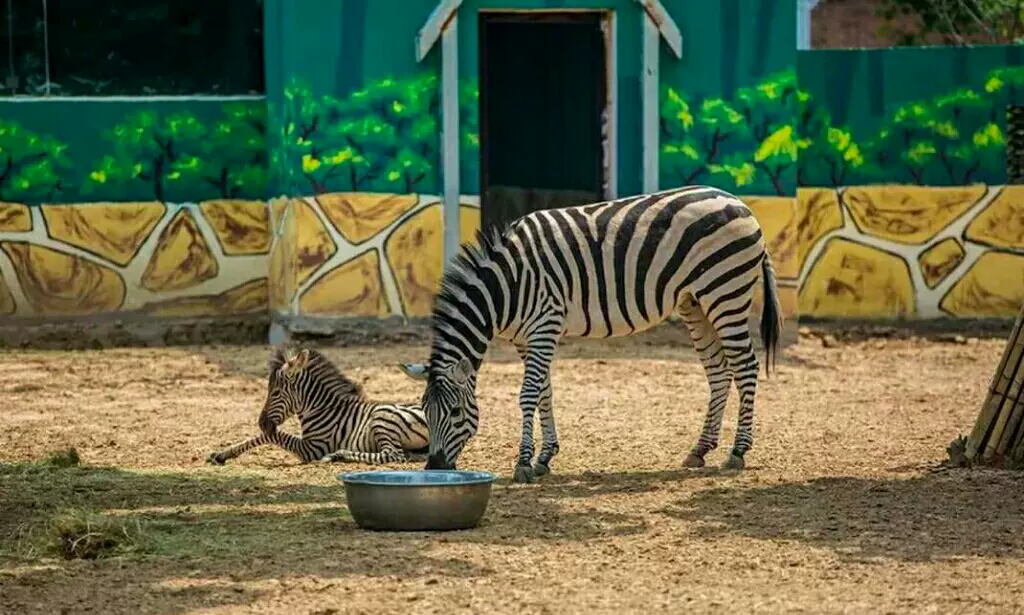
[
  {"left": 796, "top": 185, "right": 1024, "bottom": 318},
  {"left": 271, "top": 193, "right": 483, "bottom": 319},
  {"left": 0, "top": 201, "right": 270, "bottom": 319},
  {"left": 273, "top": 192, "right": 801, "bottom": 325}
]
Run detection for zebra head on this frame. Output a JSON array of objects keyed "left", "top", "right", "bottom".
[
  {"left": 400, "top": 357, "right": 479, "bottom": 470},
  {"left": 258, "top": 346, "right": 310, "bottom": 434}
]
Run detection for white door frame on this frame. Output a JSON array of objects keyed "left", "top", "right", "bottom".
[{"left": 416, "top": 0, "right": 682, "bottom": 266}]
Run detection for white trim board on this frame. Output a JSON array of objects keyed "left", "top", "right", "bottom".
[
  {"left": 638, "top": 0, "right": 683, "bottom": 194},
  {"left": 634, "top": 0, "right": 683, "bottom": 60},
  {"left": 417, "top": 0, "right": 463, "bottom": 62},
  {"left": 417, "top": 0, "right": 463, "bottom": 268}
]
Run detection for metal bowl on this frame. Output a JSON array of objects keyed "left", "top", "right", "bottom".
[{"left": 338, "top": 470, "right": 498, "bottom": 531}]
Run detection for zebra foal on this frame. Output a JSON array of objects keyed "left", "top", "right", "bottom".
[
  {"left": 400, "top": 185, "right": 783, "bottom": 483},
  {"left": 208, "top": 346, "right": 429, "bottom": 466}
]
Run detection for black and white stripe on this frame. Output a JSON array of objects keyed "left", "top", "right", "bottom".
[
  {"left": 208, "top": 346, "right": 429, "bottom": 465},
  {"left": 401, "top": 185, "right": 783, "bottom": 482}
]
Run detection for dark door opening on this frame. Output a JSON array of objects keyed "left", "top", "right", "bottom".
[{"left": 479, "top": 11, "right": 608, "bottom": 232}]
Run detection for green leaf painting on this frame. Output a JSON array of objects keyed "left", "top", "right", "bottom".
[
  {"left": 85, "top": 105, "right": 268, "bottom": 202},
  {"left": 662, "top": 65, "right": 1023, "bottom": 192},
  {"left": 279, "top": 74, "right": 478, "bottom": 195},
  {"left": 0, "top": 120, "right": 71, "bottom": 202}
]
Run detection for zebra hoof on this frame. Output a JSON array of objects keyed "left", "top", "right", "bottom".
[
  {"left": 206, "top": 452, "right": 226, "bottom": 466},
  {"left": 533, "top": 462, "right": 550, "bottom": 477},
  {"left": 318, "top": 455, "right": 334, "bottom": 463},
  {"left": 513, "top": 465, "right": 536, "bottom": 484},
  {"left": 682, "top": 453, "right": 706, "bottom": 468},
  {"left": 720, "top": 454, "right": 745, "bottom": 472}
]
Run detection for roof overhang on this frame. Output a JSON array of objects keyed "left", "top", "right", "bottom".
[
  {"left": 416, "top": 0, "right": 463, "bottom": 62},
  {"left": 634, "top": 0, "right": 682, "bottom": 59}
]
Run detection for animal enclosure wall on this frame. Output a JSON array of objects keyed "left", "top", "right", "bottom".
[
  {"left": 265, "top": 0, "right": 803, "bottom": 337},
  {"left": 3, "top": 0, "right": 1022, "bottom": 330},
  {"left": 0, "top": 98, "right": 270, "bottom": 320},
  {"left": 797, "top": 45, "right": 1024, "bottom": 319}
]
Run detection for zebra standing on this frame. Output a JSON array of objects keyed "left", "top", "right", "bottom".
[
  {"left": 399, "top": 185, "right": 783, "bottom": 483},
  {"left": 208, "top": 346, "right": 429, "bottom": 465}
]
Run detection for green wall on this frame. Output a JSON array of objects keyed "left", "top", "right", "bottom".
[
  {"left": 5, "top": 0, "right": 1017, "bottom": 208},
  {"left": 659, "top": 0, "right": 798, "bottom": 197},
  {"left": 264, "top": 0, "right": 799, "bottom": 199},
  {"left": 798, "top": 45, "right": 1024, "bottom": 187},
  {"left": 0, "top": 99, "right": 267, "bottom": 205}
]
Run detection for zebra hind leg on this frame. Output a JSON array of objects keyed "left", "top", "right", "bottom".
[
  {"left": 717, "top": 322, "right": 761, "bottom": 472},
  {"left": 320, "top": 446, "right": 409, "bottom": 465},
  {"left": 679, "top": 300, "right": 733, "bottom": 469}
]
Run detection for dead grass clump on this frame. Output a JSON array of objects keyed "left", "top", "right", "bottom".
[
  {"left": 44, "top": 446, "right": 81, "bottom": 468},
  {"left": 51, "top": 510, "right": 143, "bottom": 560}
]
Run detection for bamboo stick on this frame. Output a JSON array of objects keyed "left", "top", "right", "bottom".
[
  {"left": 967, "top": 303, "right": 1024, "bottom": 461},
  {"left": 994, "top": 366, "right": 1024, "bottom": 457},
  {"left": 981, "top": 344, "right": 1024, "bottom": 461}
]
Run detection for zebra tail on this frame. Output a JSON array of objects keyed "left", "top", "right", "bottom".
[{"left": 759, "top": 250, "right": 784, "bottom": 377}]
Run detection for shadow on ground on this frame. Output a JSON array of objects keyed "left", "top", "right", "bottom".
[
  {"left": 0, "top": 460, "right": 648, "bottom": 614},
  {"left": 660, "top": 470, "right": 1024, "bottom": 562}
]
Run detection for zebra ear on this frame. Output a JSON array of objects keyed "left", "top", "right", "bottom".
[
  {"left": 399, "top": 362, "right": 429, "bottom": 381},
  {"left": 285, "top": 347, "right": 309, "bottom": 371}
]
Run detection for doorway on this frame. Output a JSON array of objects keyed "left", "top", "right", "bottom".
[{"left": 478, "top": 11, "right": 613, "bottom": 232}]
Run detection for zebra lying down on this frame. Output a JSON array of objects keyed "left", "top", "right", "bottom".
[{"left": 207, "top": 346, "right": 429, "bottom": 466}]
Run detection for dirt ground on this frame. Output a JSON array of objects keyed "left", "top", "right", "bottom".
[{"left": 2, "top": 325, "right": 1024, "bottom": 615}]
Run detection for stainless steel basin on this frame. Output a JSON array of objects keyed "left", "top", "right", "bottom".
[{"left": 338, "top": 470, "right": 497, "bottom": 531}]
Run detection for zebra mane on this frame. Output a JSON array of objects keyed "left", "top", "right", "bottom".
[
  {"left": 430, "top": 222, "right": 515, "bottom": 345},
  {"left": 268, "top": 345, "right": 366, "bottom": 399}
]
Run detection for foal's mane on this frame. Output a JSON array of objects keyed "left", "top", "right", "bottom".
[{"left": 268, "top": 345, "right": 365, "bottom": 399}]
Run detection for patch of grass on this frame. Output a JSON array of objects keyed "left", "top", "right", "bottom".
[
  {"left": 44, "top": 446, "right": 81, "bottom": 468},
  {"left": 0, "top": 458, "right": 342, "bottom": 562},
  {"left": 51, "top": 509, "right": 144, "bottom": 560}
]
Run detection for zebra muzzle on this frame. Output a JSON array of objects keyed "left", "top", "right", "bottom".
[
  {"left": 258, "top": 412, "right": 278, "bottom": 434},
  {"left": 425, "top": 452, "right": 454, "bottom": 470}
]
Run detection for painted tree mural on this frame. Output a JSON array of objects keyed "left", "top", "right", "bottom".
[
  {"left": 193, "top": 104, "right": 268, "bottom": 199},
  {"left": 662, "top": 63, "right": 1024, "bottom": 192},
  {"left": 661, "top": 69, "right": 805, "bottom": 196},
  {"left": 86, "top": 111, "right": 206, "bottom": 202},
  {"left": 0, "top": 120, "right": 71, "bottom": 202},
  {"left": 86, "top": 105, "right": 268, "bottom": 202},
  {"left": 281, "top": 74, "right": 479, "bottom": 196}
]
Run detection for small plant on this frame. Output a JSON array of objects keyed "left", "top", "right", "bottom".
[
  {"left": 51, "top": 510, "right": 143, "bottom": 560},
  {"left": 44, "top": 446, "right": 81, "bottom": 468},
  {"left": 945, "top": 434, "right": 970, "bottom": 468}
]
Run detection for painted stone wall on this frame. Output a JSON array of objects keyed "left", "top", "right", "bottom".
[
  {"left": 268, "top": 193, "right": 480, "bottom": 318},
  {"left": 0, "top": 200, "right": 268, "bottom": 319},
  {"left": 795, "top": 46, "right": 1024, "bottom": 319},
  {"left": 265, "top": 191, "right": 800, "bottom": 326},
  {"left": 0, "top": 97, "right": 270, "bottom": 321},
  {"left": 798, "top": 185, "right": 1024, "bottom": 319}
]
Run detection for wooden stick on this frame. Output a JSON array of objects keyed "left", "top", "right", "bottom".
[
  {"left": 982, "top": 346, "right": 1024, "bottom": 461},
  {"left": 968, "top": 303, "right": 1024, "bottom": 460}
]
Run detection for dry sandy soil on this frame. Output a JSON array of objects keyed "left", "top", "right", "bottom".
[{"left": 2, "top": 326, "right": 1024, "bottom": 614}]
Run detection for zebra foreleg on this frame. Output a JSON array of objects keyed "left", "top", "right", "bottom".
[
  {"left": 679, "top": 302, "right": 733, "bottom": 469},
  {"left": 207, "top": 433, "right": 273, "bottom": 465},
  {"left": 513, "top": 336, "right": 559, "bottom": 484},
  {"left": 533, "top": 378, "right": 559, "bottom": 477}
]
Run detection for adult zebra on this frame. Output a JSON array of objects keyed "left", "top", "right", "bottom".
[{"left": 400, "top": 185, "right": 783, "bottom": 483}]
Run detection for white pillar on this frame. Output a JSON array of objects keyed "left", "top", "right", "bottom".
[
  {"left": 441, "top": 16, "right": 461, "bottom": 267},
  {"left": 642, "top": 14, "right": 659, "bottom": 194}
]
